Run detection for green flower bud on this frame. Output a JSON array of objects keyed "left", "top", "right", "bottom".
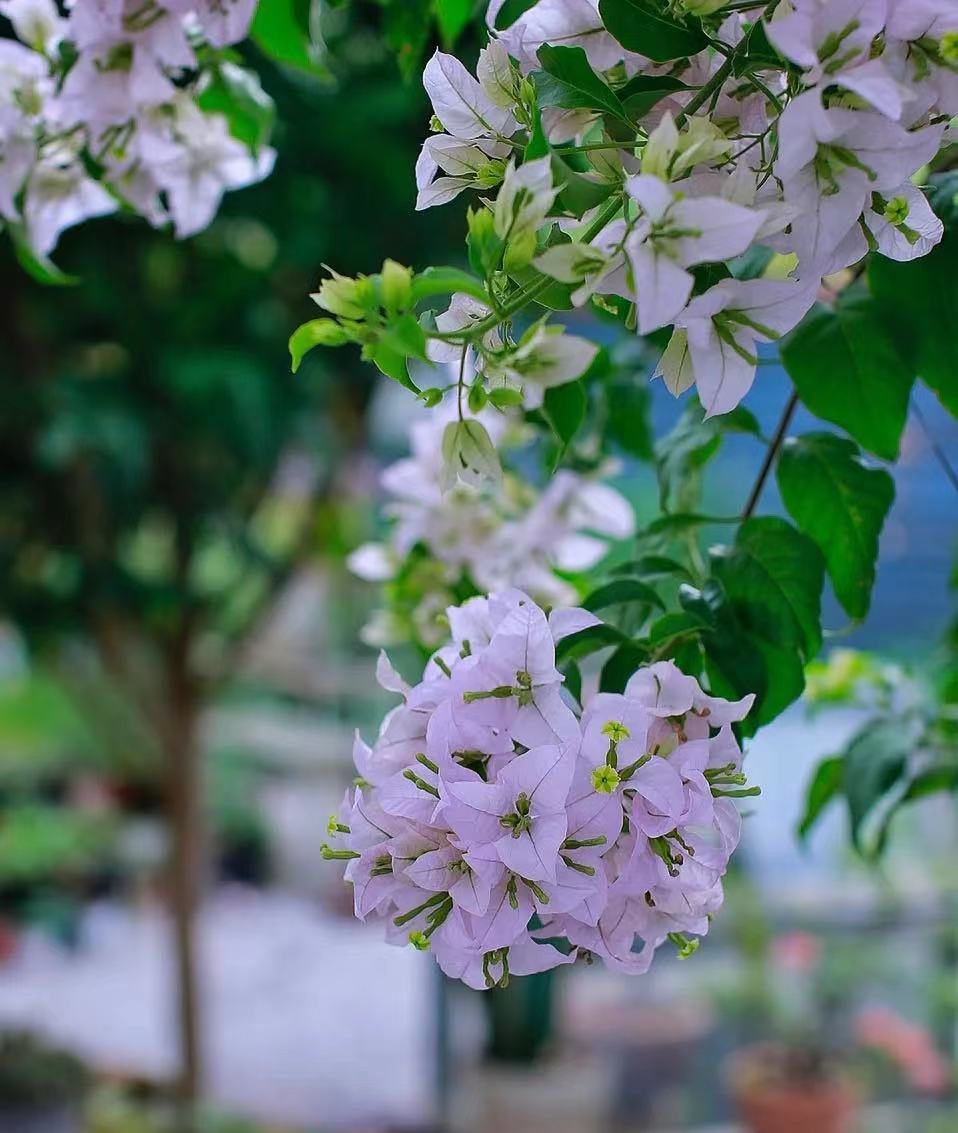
[
  {"left": 420, "top": 387, "right": 444, "bottom": 408},
  {"left": 312, "top": 270, "right": 367, "bottom": 320},
  {"left": 381, "top": 259, "right": 412, "bottom": 314}
]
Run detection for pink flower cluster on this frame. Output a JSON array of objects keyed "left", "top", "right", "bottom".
[{"left": 325, "top": 589, "right": 755, "bottom": 989}]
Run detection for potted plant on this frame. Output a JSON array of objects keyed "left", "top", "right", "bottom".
[
  {"left": 728, "top": 1041, "right": 857, "bottom": 1133},
  {"left": 0, "top": 1031, "right": 88, "bottom": 1132}
]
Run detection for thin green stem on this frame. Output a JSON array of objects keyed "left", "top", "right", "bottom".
[
  {"left": 465, "top": 193, "right": 625, "bottom": 339},
  {"left": 675, "top": 51, "right": 737, "bottom": 128}
]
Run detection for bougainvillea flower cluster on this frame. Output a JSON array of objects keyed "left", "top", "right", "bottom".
[{"left": 323, "top": 589, "right": 756, "bottom": 988}]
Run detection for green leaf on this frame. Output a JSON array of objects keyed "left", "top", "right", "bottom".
[
  {"left": 842, "top": 717, "right": 921, "bottom": 855},
  {"left": 250, "top": 0, "right": 325, "bottom": 74},
  {"left": 869, "top": 186, "right": 958, "bottom": 417},
  {"left": 196, "top": 62, "right": 275, "bottom": 152},
  {"left": 583, "top": 577, "right": 666, "bottom": 614},
  {"left": 381, "top": 313, "right": 429, "bottom": 362},
  {"left": 368, "top": 342, "right": 420, "bottom": 394},
  {"left": 600, "top": 642, "right": 649, "bottom": 693},
  {"left": 560, "top": 659, "right": 583, "bottom": 706},
  {"left": 550, "top": 152, "right": 617, "bottom": 216},
  {"left": 618, "top": 74, "right": 689, "bottom": 119},
  {"left": 433, "top": 0, "right": 473, "bottom": 47},
  {"left": 781, "top": 293, "right": 914, "bottom": 460},
  {"left": 710, "top": 517, "right": 825, "bottom": 659},
  {"left": 492, "top": 0, "right": 537, "bottom": 29},
  {"left": 383, "top": 0, "right": 433, "bottom": 80},
  {"left": 605, "top": 379, "right": 653, "bottom": 459},
  {"left": 598, "top": 0, "right": 708, "bottom": 61},
  {"left": 289, "top": 318, "right": 352, "bottom": 372},
  {"left": 543, "top": 380, "right": 586, "bottom": 447},
  {"left": 8, "top": 223, "right": 79, "bottom": 287},
  {"left": 534, "top": 45, "right": 630, "bottom": 124},
  {"left": 410, "top": 266, "right": 489, "bottom": 306},
  {"left": 612, "top": 555, "right": 692, "bottom": 581},
  {"left": 680, "top": 575, "right": 807, "bottom": 733},
  {"left": 798, "top": 755, "right": 844, "bottom": 840},
  {"left": 555, "top": 623, "right": 627, "bottom": 664},
  {"left": 523, "top": 104, "right": 550, "bottom": 161},
  {"left": 731, "top": 17, "right": 782, "bottom": 76},
  {"left": 654, "top": 401, "right": 759, "bottom": 513},
  {"left": 777, "top": 432, "right": 894, "bottom": 621},
  {"left": 647, "top": 610, "right": 706, "bottom": 647}
]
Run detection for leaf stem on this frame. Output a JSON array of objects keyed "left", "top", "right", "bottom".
[{"left": 740, "top": 389, "right": 798, "bottom": 520}]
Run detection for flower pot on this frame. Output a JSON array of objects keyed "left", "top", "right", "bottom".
[
  {"left": 735, "top": 1082, "right": 857, "bottom": 1133},
  {"left": 728, "top": 1043, "right": 857, "bottom": 1133}
]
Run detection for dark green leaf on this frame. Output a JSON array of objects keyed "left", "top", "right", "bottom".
[
  {"left": 433, "top": 0, "right": 473, "bottom": 47},
  {"left": 647, "top": 610, "right": 706, "bottom": 646},
  {"left": 534, "top": 45, "right": 630, "bottom": 124},
  {"left": 250, "top": 0, "right": 325, "bottom": 74},
  {"left": 732, "top": 17, "right": 782, "bottom": 75},
  {"left": 543, "top": 380, "right": 586, "bottom": 447},
  {"left": 654, "top": 401, "right": 758, "bottom": 512},
  {"left": 492, "top": 0, "right": 537, "bottom": 29},
  {"left": 583, "top": 577, "right": 666, "bottom": 614},
  {"left": 612, "top": 555, "right": 692, "bottom": 581},
  {"left": 606, "top": 379, "right": 653, "bottom": 459},
  {"left": 600, "top": 642, "right": 649, "bottom": 693},
  {"left": 798, "top": 755, "right": 844, "bottom": 840},
  {"left": 560, "top": 659, "right": 582, "bottom": 706},
  {"left": 555, "top": 622, "right": 627, "bottom": 664},
  {"left": 843, "top": 717, "right": 921, "bottom": 855},
  {"left": 598, "top": 0, "right": 708, "bottom": 61},
  {"left": 781, "top": 293, "right": 914, "bottom": 460},
  {"left": 777, "top": 432, "right": 894, "bottom": 620},
  {"left": 618, "top": 74, "right": 689, "bottom": 119},
  {"left": 710, "top": 516, "right": 825, "bottom": 659},
  {"left": 550, "top": 152, "right": 617, "bottom": 215}
]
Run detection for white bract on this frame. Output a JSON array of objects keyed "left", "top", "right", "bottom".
[{"left": 350, "top": 405, "right": 635, "bottom": 648}]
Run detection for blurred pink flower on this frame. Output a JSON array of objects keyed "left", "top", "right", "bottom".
[
  {"left": 855, "top": 1007, "right": 953, "bottom": 1095},
  {"left": 771, "top": 931, "right": 822, "bottom": 973}
]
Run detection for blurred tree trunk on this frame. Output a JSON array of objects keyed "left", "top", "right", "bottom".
[
  {"left": 164, "top": 643, "right": 203, "bottom": 1117},
  {"left": 163, "top": 503, "right": 204, "bottom": 1118}
]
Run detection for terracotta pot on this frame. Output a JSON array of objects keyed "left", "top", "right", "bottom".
[
  {"left": 734, "top": 1081, "right": 857, "bottom": 1133},
  {"left": 728, "top": 1044, "right": 858, "bottom": 1133}
]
